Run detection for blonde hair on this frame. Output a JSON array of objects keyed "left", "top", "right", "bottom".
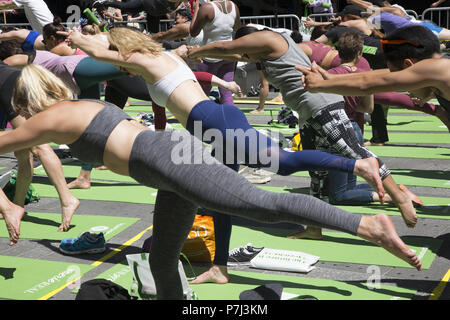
[
  {"left": 108, "top": 27, "right": 163, "bottom": 56},
  {"left": 12, "top": 64, "right": 74, "bottom": 116},
  {"left": 82, "top": 24, "right": 101, "bottom": 35}
]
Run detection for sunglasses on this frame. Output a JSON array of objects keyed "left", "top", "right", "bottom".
[{"left": 380, "top": 39, "right": 423, "bottom": 52}]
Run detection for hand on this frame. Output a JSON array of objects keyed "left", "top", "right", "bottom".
[
  {"left": 186, "top": 45, "right": 203, "bottom": 62},
  {"left": 57, "top": 27, "right": 82, "bottom": 49},
  {"left": 295, "top": 61, "right": 329, "bottom": 92},
  {"left": 303, "top": 17, "right": 315, "bottom": 28},
  {"left": 173, "top": 44, "right": 189, "bottom": 57}
]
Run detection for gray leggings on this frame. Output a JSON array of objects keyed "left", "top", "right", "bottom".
[{"left": 129, "top": 130, "right": 362, "bottom": 299}]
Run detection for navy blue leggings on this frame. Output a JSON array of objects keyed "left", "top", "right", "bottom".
[{"left": 186, "top": 100, "right": 357, "bottom": 265}]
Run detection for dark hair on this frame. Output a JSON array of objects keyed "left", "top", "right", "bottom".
[
  {"left": 336, "top": 32, "right": 364, "bottom": 63},
  {"left": 42, "top": 17, "right": 67, "bottom": 42},
  {"left": 290, "top": 31, "right": 303, "bottom": 43},
  {"left": 175, "top": 8, "right": 192, "bottom": 21},
  {"left": 310, "top": 25, "right": 331, "bottom": 41},
  {"left": 382, "top": 26, "right": 441, "bottom": 66},
  {"left": 235, "top": 26, "right": 260, "bottom": 39},
  {"left": 0, "top": 41, "right": 24, "bottom": 60}
]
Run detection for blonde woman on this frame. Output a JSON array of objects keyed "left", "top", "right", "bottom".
[{"left": 1, "top": 64, "right": 422, "bottom": 299}]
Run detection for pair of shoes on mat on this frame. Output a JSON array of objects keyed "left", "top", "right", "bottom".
[
  {"left": 59, "top": 232, "right": 106, "bottom": 255},
  {"left": 227, "top": 243, "right": 264, "bottom": 266},
  {"left": 240, "top": 167, "right": 272, "bottom": 184}
]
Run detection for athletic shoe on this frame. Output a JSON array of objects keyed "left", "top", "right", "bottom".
[
  {"left": 59, "top": 232, "right": 106, "bottom": 255},
  {"left": 227, "top": 243, "right": 264, "bottom": 266},
  {"left": 240, "top": 167, "right": 271, "bottom": 184},
  {"left": 92, "top": 0, "right": 108, "bottom": 8}
]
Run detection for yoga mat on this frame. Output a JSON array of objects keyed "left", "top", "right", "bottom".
[
  {"left": 257, "top": 185, "right": 450, "bottom": 220},
  {"left": 363, "top": 132, "right": 450, "bottom": 145},
  {"left": 89, "top": 262, "right": 417, "bottom": 300},
  {"left": 34, "top": 164, "right": 137, "bottom": 184},
  {"left": 0, "top": 212, "right": 140, "bottom": 241},
  {"left": 240, "top": 108, "right": 282, "bottom": 116},
  {"left": 190, "top": 269, "right": 417, "bottom": 300},
  {"left": 234, "top": 99, "right": 284, "bottom": 105},
  {"left": 364, "top": 145, "right": 450, "bottom": 159},
  {"left": 0, "top": 255, "right": 94, "bottom": 300},
  {"left": 250, "top": 123, "right": 299, "bottom": 135},
  {"left": 32, "top": 182, "right": 157, "bottom": 205},
  {"left": 229, "top": 225, "right": 441, "bottom": 270},
  {"left": 366, "top": 115, "right": 447, "bottom": 132}
]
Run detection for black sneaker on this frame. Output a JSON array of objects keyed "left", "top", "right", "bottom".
[{"left": 227, "top": 243, "right": 264, "bottom": 266}]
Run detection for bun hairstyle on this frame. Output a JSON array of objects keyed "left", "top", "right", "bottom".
[{"left": 42, "top": 17, "right": 67, "bottom": 42}]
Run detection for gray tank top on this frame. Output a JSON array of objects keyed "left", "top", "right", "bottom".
[
  {"left": 259, "top": 32, "right": 343, "bottom": 127},
  {"left": 68, "top": 100, "right": 132, "bottom": 166}
]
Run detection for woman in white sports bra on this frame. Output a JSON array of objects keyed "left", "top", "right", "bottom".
[{"left": 189, "top": 0, "right": 241, "bottom": 105}]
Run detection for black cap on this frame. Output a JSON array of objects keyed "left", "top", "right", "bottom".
[{"left": 336, "top": 5, "right": 363, "bottom": 17}]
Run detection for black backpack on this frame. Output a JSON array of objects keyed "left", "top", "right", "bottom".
[{"left": 75, "top": 279, "right": 132, "bottom": 300}]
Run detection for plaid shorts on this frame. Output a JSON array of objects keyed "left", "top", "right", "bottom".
[{"left": 304, "top": 102, "right": 391, "bottom": 180}]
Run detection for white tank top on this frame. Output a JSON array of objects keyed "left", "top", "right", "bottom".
[
  {"left": 146, "top": 52, "right": 197, "bottom": 108},
  {"left": 202, "top": 0, "right": 236, "bottom": 62}
]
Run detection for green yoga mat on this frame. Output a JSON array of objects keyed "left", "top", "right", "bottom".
[
  {"left": 229, "top": 225, "right": 440, "bottom": 270},
  {"left": 33, "top": 182, "right": 157, "bottom": 205},
  {"left": 0, "top": 212, "right": 140, "bottom": 241},
  {"left": 365, "top": 145, "right": 450, "bottom": 159},
  {"left": 366, "top": 115, "right": 447, "bottom": 132},
  {"left": 363, "top": 132, "right": 450, "bottom": 144},
  {"left": 34, "top": 164, "right": 137, "bottom": 184},
  {"left": 89, "top": 262, "right": 416, "bottom": 300},
  {"left": 257, "top": 185, "right": 450, "bottom": 220},
  {"left": 191, "top": 269, "right": 417, "bottom": 300},
  {"left": 0, "top": 255, "right": 94, "bottom": 300}
]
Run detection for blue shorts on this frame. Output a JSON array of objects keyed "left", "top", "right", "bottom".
[
  {"left": 22, "top": 30, "right": 41, "bottom": 52},
  {"left": 421, "top": 22, "right": 443, "bottom": 37}
]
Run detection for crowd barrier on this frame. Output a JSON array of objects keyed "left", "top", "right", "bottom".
[
  {"left": 422, "top": 7, "right": 450, "bottom": 29},
  {"left": 1, "top": 8, "right": 449, "bottom": 33}
]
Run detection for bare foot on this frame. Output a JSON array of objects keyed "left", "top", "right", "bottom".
[
  {"left": 2, "top": 205, "right": 25, "bottom": 246},
  {"left": 288, "top": 226, "right": 323, "bottom": 240},
  {"left": 189, "top": 265, "right": 229, "bottom": 284},
  {"left": 58, "top": 197, "right": 80, "bottom": 232},
  {"left": 358, "top": 214, "right": 422, "bottom": 270},
  {"left": 398, "top": 185, "right": 424, "bottom": 208},
  {"left": 354, "top": 157, "right": 385, "bottom": 203},
  {"left": 250, "top": 109, "right": 265, "bottom": 114},
  {"left": 95, "top": 165, "right": 108, "bottom": 170},
  {"left": 67, "top": 178, "right": 90, "bottom": 189},
  {"left": 364, "top": 141, "right": 385, "bottom": 146}
]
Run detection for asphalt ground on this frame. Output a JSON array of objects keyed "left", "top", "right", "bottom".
[{"left": 0, "top": 95, "right": 448, "bottom": 302}]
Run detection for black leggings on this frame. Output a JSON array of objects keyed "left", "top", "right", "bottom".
[
  {"left": 105, "top": 75, "right": 152, "bottom": 108},
  {"left": 0, "top": 73, "right": 21, "bottom": 127}
]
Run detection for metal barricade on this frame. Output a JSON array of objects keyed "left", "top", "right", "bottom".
[
  {"left": 421, "top": 7, "right": 450, "bottom": 29},
  {"left": 307, "top": 13, "right": 336, "bottom": 22},
  {"left": 240, "top": 14, "right": 302, "bottom": 32},
  {"left": 405, "top": 10, "right": 419, "bottom": 20}
]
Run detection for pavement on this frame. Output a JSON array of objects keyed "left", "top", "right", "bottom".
[{"left": 0, "top": 95, "right": 448, "bottom": 301}]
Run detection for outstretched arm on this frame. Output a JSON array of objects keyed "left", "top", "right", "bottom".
[
  {"left": 152, "top": 23, "right": 190, "bottom": 42},
  {"left": 59, "top": 29, "right": 138, "bottom": 70},
  {"left": 296, "top": 59, "right": 449, "bottom": 96},
  {"left": 0, "top": 0, "right": 18, "bottom": 10}
]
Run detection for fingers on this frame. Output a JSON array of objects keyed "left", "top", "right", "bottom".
[{"left": 294, "top": 65, "right": 311, "bottom": 75}]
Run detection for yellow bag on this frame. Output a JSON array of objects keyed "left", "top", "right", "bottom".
[
  {"left": 292, "top": 132, "right": 303, "bottom": 151},
  {"left": 181, "top": 215, "right": 215, "bottom": 263}
]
